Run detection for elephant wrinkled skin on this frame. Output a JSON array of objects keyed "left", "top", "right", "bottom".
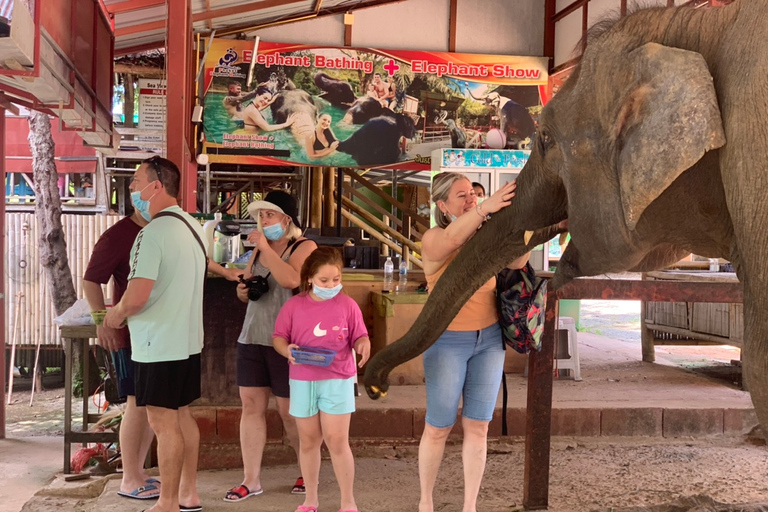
[{"left": 364, "top": 1, "right": 768, "bottom": 433}]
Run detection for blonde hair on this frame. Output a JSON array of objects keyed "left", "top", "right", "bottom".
[
  {"left": 431, "top": 172, "right": 471, "bottom": 229},
  {"left": 255, "top": 212, "right": 303, "bottom": 241}
]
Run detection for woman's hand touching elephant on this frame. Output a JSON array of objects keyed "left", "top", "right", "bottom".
[
  {"left": 481, "top": 180, "right": 517, "bottom": 215},
  {"left": 283, "top": 113, "right": 298, "bottom": 127}
]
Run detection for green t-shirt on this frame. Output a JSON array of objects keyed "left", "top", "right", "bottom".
[{"left": 127, "top": 206, "right": 207, "bottom": 363}]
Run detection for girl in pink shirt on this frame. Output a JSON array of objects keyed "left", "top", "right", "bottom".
[{"left": 273, "top": 247, "right": 371, "bottom": 512}]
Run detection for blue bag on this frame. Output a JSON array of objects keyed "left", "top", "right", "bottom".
[{"left": 496, "top": 263, "right": 547, "bottom": 354}]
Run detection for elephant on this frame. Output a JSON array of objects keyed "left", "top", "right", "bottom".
[
  {"left": 269, "top": 88, "right": 317, "bottom": 146},
  {"left": 434, "top": 110, "right": 467, "bottom": 148},
  {"left": 337, "top": 113, "right": 416, "bottom": 166},
  {"left": 313, "top": 72, "right": 357, "bottom": 107},
  {"left": 466, "top": 88, "right": 535, "bottom": 149},
  {"left": 364, "top": 0, "right": 768, "bottom": 439},
  {"left": 341, "top": 96, "right": 389, "bottom": 124}
]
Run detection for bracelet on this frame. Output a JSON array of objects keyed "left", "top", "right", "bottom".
[{"left": 475, "top": 204, "right": 490, "bottom": 222}]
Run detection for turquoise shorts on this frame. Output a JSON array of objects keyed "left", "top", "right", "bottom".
[{"left": 289, "top": 377, "right": 356, "bottom": 418}]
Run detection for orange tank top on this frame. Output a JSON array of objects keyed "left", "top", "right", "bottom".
[{"left": 425, "top": 251, "right": 498, "bottom": 332}]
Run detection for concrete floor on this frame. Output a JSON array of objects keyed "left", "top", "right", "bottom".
[{"left": 2, "top": 314, "right": 755, "bottom": 512}]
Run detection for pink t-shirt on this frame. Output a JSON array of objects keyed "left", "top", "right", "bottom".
[{"left": 273, "top": 292, "right": 368, "bottom": 381}]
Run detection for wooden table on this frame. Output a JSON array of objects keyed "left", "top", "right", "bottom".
[
  {"left": 523, "top": 273, "right": 744, "bottom": 510},
  {"left": 59, "top": 325, "right": 119, "bottom": 473}
]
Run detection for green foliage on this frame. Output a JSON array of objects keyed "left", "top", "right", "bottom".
[{"left": 457, "top": 98, "right": 490, "bottom": 126}]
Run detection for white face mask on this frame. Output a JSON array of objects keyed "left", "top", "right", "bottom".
[{"left": 312, "top": 283, "right": 342, "bottom": 300}]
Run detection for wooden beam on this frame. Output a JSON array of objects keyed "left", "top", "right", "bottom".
[
  {"left": 0, "top": 108, "right": 6, "bottom": 439},
  {"left": 105, "top": 0, "right": 165, "bottom": 15},
  {"left": 620, "top": 0, "right": 627, "bottom": 16},
  {"left": 113, "top": 63, "right": 165, "bottom": 77},
  {"left": 544, "top": 0, "right": 556, "bottom": 72},
  {"left": 0, "top": 94, "right": 20, "bottom": 116},
  {"left": 114, "top": 41, "right": 165, "bottom": 57},
  {"left": 343, "top": 169, "right": 429, "bottom": 229},
  {"left": 324, "top": 167, "right": 336, "bottom": 227},
  {"left": 341, "top": 196, "right": 421, "bottom": 256},
  {"left": 212, "top": 0, "right": 407, "bottom": 38},
  {"left": 193, "top": 0, "right": 305, "bottom": 23},
  {"left": 341, "top": 210, "right": 423, "bottom": 269},
  {"left": 344, "top": 12, "right": 353, "bottom": 46},
  {"left": 310, "top": 168, "right": 323, "bottom": 228},
  {"left": 553, "top": 0, "right": 587, "bottom": 23},
  {"left": 448, "top": 0, "right": 458, "bottom": 52},
  {"left": 166, "top": 0, "right": 195, "bottom": 210}
]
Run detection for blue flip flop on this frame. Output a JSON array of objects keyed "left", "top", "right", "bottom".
[{"left": 117, "top": 483, "right": 160, "bottom": 500}]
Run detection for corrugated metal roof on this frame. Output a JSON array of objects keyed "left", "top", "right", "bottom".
[{"left": 105, "top": 0, "right": 407, "bottom": 54}]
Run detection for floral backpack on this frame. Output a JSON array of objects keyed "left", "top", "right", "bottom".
[{"left": 496, "top": 263, "right": 547, "bottom": 354}]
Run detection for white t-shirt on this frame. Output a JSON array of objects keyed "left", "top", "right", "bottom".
[{"left": 127, "top": 205, "right": 207, "bottom": 363}]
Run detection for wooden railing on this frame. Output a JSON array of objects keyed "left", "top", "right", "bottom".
[{"left": 340, "top": 169, "right": 428, "bottom": 269}]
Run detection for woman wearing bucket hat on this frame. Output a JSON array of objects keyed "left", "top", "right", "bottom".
[{"left": 224, "top": 190, "right": 317, "bottom": 503}]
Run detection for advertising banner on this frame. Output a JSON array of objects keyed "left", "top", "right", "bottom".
[{"left": 201, "top": 40, "right": 548, "bottom": 170}]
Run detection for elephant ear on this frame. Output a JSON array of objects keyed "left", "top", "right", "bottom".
[{"left": 614, "top": 42, "right": 726, "bottom": 230}]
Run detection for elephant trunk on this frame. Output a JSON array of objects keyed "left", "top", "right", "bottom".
[{"left": 363, "top": 208, "right": 562, "bottom": 399}]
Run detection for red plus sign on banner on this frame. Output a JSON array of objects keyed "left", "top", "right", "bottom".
[{"left": 383, "top": 59, "right": 400, "bottom": 75}]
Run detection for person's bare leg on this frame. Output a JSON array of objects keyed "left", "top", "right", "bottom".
[
  {"left": 295, "top": 415, "right": 322, "bottom": 511},
  {"left": 275, "top": 396, "right": 301, "bottom": 475},
  {"left": 461, "top": 418, "right": 490, "bottom": 512},
  {"left": 119, "top": 396, "right": 157, "bottom": 496},
  {"left": 320, "top": 412, "right": 356, "bottom": 512},
  {"left": 237, "top": 386, "right": 270, "bottom": 492},
  {"left": 177, "top": 406, "right": 200, "bottom": 508},
  {"left": 418, "top": 423, "right": 452, "bottom": 512},
  {"left": 145, "top": 405, "right": 183, "bottom": 512},
  {"left": 137, "top": 402, "right": 156, "bottom": 482}
]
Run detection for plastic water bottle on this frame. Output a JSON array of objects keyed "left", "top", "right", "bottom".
[
  {"left": 383, "top": 257, "right": 394, "bottom": 293},
  {"left": 396, "top": 259, "right": 408, "bottom": 293}
]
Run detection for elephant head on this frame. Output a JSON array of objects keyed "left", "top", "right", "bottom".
[{"left": 365, "top": 22, "right": 738, "bottom": 400}]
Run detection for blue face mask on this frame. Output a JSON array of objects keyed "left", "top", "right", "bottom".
[
  {"left": 313, "top": 283, "right": 342, "bottom": 300},
  {"left": 130, "top": 184, "right": 153, "bottom": 221},
  {"left": 263, "top": 222, "right": 285, "bottom": 241}
]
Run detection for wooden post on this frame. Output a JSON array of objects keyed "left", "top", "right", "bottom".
[
  {"left": 166, "top": 0, "right": 195, "bottom": 210},
  {"left": 0, "top": 107, "right": 5, "bottom": 437},
  {"left": 323, "top": 167, "right": 335, "bottom": 228},
  {"left": 310, "top": 168, "right": 323, "bottom": 228},
  {"left": 640, "top": 273, "right": 656, "bottom": 362}
]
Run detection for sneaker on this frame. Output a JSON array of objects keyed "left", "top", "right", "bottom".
[{"left": 291, "top": 477, "right": 306, "bottom": 495}]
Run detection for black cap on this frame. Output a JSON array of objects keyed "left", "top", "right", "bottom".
[{"left": 247, "top": 190, "right": 301, "bottom": 228}]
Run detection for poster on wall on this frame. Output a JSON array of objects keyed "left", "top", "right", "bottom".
[
  {"left": 201, "top": 39, "right": 548, "bottom": 170},
  {"left": 138, "top": 78, "right": 166, "bottom": 150}
]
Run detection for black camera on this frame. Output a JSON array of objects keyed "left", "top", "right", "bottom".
[{"left": 239, "top": 274, "right": 270, "bottom": 301}]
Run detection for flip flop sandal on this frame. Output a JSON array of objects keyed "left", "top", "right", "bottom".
[
  {"left": 145, "top": 478, "right": 161, "bottom": 485},
  {"left": 291, "top": 476, "right": 306, "bottom": 494},
  {"left": 223, "top": 484, "right": 263, "bottom": 502},
  {"left": 296, "top": 506, "right": 318, "bottom": 512},
  {"left": 117, "top": 483, "right": 160, "bottom": 500},
  {"left": 180, "top": 504, "right": 203, "bottom": 512}
]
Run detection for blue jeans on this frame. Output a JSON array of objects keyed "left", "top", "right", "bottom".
[{"left": 423, "top": 322, "right": 504, "bottom": 428}]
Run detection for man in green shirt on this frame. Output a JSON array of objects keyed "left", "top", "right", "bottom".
[{"left": 105, "top": 156, "right": 206, "bottom": 512}]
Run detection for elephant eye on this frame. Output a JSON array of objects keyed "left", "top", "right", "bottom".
[{"left": 539, "top": 131, "right": 552, "bottom": 154}]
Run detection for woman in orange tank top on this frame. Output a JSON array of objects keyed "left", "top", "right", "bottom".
[{"left": 418, "top": 172, "right": 528, "bottom": 512}]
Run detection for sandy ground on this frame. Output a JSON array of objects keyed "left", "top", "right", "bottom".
[{"left": 6, "top": 301, "right": 768, "bottom": 512}]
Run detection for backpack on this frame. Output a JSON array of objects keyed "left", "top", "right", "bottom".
[
  {"left": 496, "top": 263, "right": 547, "bottom": 436},
  {"left": 496, "top": 263, "right": 547, "bottom": 354}
]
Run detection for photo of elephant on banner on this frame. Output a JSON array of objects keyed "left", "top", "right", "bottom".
[
  {"left": 364, "top": 3, "right": 768, "bottom": 489},
  {"left": 200, "top": 40, "right": 548, "bottom": 170}
]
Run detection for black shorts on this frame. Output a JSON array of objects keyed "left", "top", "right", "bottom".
[
  {"left": 111, "top": 348, "right": 136, "bottom": 399},
  {"left": 134, "top": 354, "right": 201, "bottom": 410},
  {"left": 236, "top": 343, "right": 290, "bottom": 398}
]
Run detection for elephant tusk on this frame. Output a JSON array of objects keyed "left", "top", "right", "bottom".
[
  {"left": 559, "top": 232, "right": 569, "bottom": 246},
  {"left": 524, "top": 230, "right": 534, "bottom": 245}
]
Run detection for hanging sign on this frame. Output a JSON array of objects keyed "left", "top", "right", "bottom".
[{"left": 201, "top": 40, "right": 548, "bottom": 170}]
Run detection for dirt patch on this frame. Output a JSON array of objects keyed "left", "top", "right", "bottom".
[{"left": 6, "top": 375, "right": 85, "bottom": 437}]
